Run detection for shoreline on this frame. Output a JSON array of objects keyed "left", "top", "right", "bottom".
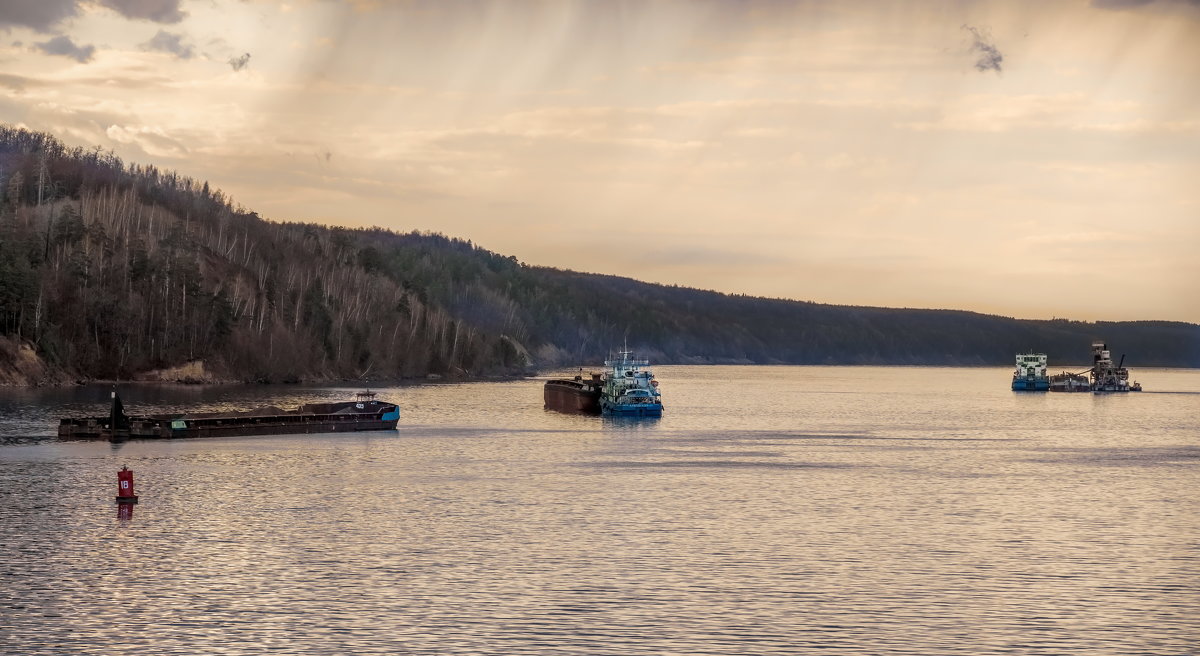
[
  {"left": 6, "top": 362, "right": 1198, "bottom": 389},
  {"left": 0, "top": 373, "right": 536, "bottom": 389}
]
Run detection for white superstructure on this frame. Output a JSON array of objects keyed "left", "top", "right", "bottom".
[{"left": 1014, "top": 353, "right": 1047, "bottom": 379}]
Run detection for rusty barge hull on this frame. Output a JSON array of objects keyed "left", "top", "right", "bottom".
[
  {"left": 59, "top": 398, "right": 400, "bottom": 440},
  {"left": 544, "top": 376, "right": 602, "bottom": 415}
]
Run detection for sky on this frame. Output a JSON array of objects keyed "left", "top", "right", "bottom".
[{"left": 1, "top": 0, "right": 1198, "bottom": 323}]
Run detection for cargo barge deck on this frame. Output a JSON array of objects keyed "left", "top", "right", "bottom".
[{"left": 59, "top": 391, "right": 400, "bottom": 440}]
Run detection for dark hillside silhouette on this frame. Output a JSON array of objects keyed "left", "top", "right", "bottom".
[{"left": 1, "top": 126, "right": 1196, "bottom": 383}]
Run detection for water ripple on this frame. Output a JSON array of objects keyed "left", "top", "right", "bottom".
[{"left": 2, "top": 367, "right": 1199, "bottom": 655}]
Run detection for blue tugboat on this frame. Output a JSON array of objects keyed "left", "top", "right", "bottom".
[
  {"left": 600, "top": 350, "right": 664, "bottom": 417},
  {"left": 1012, "top": 352, "right": 1050, "bottom": 391}
]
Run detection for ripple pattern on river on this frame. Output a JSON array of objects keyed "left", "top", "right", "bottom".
[{"left": 2, "top": 366, "right": 1198, "bottom": 654}]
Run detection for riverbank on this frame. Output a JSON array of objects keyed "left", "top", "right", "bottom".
[
  {"left": 0, "top": 344, "right": 532, "bottom": 388},
  {"left": 0, "top": 336, "right": 74, "bottom": 386}
]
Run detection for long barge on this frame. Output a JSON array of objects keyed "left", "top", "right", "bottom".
[{"left": 59, "top": 391, "right": 400, "bottom": 440}]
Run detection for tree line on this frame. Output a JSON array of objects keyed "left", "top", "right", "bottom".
[{"left": 1, "top": 126, "right": 1196, "bottom": 384}]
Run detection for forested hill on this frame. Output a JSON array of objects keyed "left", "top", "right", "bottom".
[{"left": 1, "top": 127, "right": 1197, "bottom": 384}]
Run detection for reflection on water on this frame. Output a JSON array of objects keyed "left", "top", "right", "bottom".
[{"left": 1, "top": 366, "right": 1198, "bottom": 655}]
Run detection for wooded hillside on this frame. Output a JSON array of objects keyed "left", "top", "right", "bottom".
[{"left": 2, "top": 126, "right": 1196, "bottom": 384}]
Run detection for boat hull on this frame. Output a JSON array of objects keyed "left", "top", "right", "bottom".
[
  {"left": 138, "top": 417, "right": 397, "bottom": 439},
  {"left": 1093, "top": 384, "right": 1136, "bottom": 393},
  {"left": 544, "top": 379, "right": 601, "bottom": 415},
  {"left": 1011, "top": 377, "right": 1049, "bottom": 391},
  {"left": 59, "top": 400, "right": 400, "bottom": 440},
  {"left": 601, "top": 401, "right": 663, "bottom": 417}
]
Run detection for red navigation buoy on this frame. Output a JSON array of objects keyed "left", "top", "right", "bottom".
[{"left": 116, "top": 466, "right": 138, "bottom": 504}]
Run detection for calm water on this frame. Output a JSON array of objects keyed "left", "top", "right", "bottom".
[{"left": 1, "top": 366, "right": 1198, "bottom": 655}]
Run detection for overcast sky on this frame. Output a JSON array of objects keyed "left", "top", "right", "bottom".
[{"left": 2, "top": 0, "right": 1197, "bottom": 322}]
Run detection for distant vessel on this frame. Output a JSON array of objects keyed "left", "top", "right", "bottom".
[
  {"left": 544, "top": 372, "right": 602, "bottom": 414},
  {"left": 1011, "top": 353, "right": 1050, "bottom": 391},
  {"left": 1089, "top": 342, "right": 1141, "bottom": 393},
  {"left": 599, "top": 351, "right": 664, "bottom": 417},
  {"left": 1048, "top": 371, "right": 1091, "bottom": 392},
  {"left": 59, "top": 390, "right": 400, "bottom": 440},
  {"left": 1045, "top": 341, "right": 1144, "bottom": 393}
]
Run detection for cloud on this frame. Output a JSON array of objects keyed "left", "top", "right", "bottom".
[
  {"left": 963, "top": 25, "right": 1003, "bottom": 74},
  {"left": 0, "top": 0, "right": 187, "bottom": 31},
  {"left": 0, "top": 73, "right": 46, "bottom": 91},
  {"left": 97, "top": 0, "right": 186, "bottom": 23},
  {"left": 651, "top": 246, "right": 791, "bottom": 268},
  {"left": 0, "top": 0, "right": 79, "bottom": 32},
  {"left": 106, "top": 124, "right": 188, "bottom": 158},
  {"left": 1022, "top": 231, "right": 1146, "bottom": 246},
  {"left": 34, "top": 35, "right": 95, "bottom": 63},
  {"left": 141, "top": 29, "right": 194, "bottom": 59},
  {"left": 1091, "top": 0, "right": 1200, "bottom": 8},
  {"left": 228, "top": 52, "right": 251, "bottom": 72},
  {"left": 894, "top": 93, "right": 1195, "bottom": 134}
]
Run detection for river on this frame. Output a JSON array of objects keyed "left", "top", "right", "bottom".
[{"left": 1, "top": 366, "right": 1198, "bottom": 654}]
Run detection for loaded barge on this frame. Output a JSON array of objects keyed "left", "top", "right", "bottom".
[
  {"left": 543, "top": 350, "right": 665, "bottom": 417},
  {"left": 544, "top": 372, "right": 603, "bottom": 414},
  {"left": 59, "top": 390, "right": 400, "bottom": 440}
]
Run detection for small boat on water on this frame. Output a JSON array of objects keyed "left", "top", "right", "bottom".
[
  {"left": 58, "top": 390, "right": 400, "bottom": 440},
  {"left": 1089, "top": 342, "right": 1141, "bottom": 393},
  {"left": 1012, "top": 353, "right": 1050, "bottom": 391},
  {"left": 599, "top": 351, "right": 664, "bottom": 417},
  {"left": 1041, "top": 340, "right": 1144, "bottom": 393}
]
